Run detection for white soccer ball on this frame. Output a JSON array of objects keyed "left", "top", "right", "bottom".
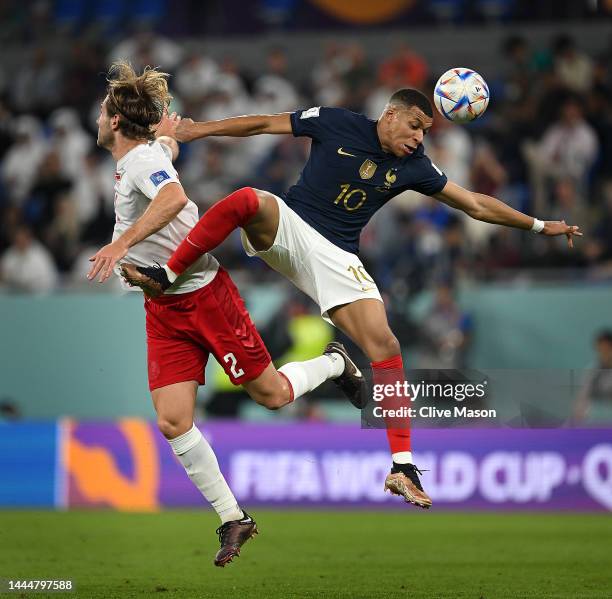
[{"left": 433, "top": 68, "right": 489, "bottom": 124}]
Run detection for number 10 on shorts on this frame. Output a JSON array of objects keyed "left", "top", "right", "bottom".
[{"left": 223, "top": 353, "right": 245, "bottom": 378}]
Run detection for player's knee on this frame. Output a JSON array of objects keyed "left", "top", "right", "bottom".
[
  {"left": 251, "top": 187, "right": 272, "bottom": 204},
  {"left": 262, "top": 392, "right": 286, "bottom": 410},
  {"left": 368, "top": 332, "right": 401, "bottom": 361},
  {"left": 253, "top": 387, "right": 287, "bottom": 410},
  {"left": 157, "top": 415, "right": 191, "bottom": 439}
]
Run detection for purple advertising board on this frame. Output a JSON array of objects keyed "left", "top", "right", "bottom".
[{"left": 62, "top": 422, "right": 612, "bottom": 512}]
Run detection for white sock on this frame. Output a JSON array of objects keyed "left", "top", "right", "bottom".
[
  {"left": 278, "top": 353, "right": 344, "bottom": 400},
  {"left": 162, "top": 264, "right": 178, "bottom": 283},
  {"left": 393, "top": 451, "right": 413, "bottom": 465},
  {"left": 168, "top": 424, "right": 243, "bottom": 523}
]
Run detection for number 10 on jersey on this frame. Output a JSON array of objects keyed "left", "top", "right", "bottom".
[{"left": 335, "top": 184, "right": 367, "bottom": 211}]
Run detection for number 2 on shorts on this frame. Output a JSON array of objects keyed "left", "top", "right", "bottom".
[{"left": 223, "top": 352, "right": 245, "bottom": 378}]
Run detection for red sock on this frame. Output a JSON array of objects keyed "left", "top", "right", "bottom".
[
  {"left": 371, "top": 355, "right": 411, "bottom": 455},
  {"left": 167, "top": 187, "right": 260, "bottom": 275}
]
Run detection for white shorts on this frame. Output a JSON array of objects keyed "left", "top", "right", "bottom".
[{"left": 241, "top": 195, "right": 383, "bottom": 323}]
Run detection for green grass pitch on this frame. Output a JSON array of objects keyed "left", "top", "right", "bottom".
[{"left": 0, "top": 511, "right": 610, "bottom": 598}]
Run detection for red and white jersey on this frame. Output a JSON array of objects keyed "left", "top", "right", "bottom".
[{"left": 112, "top": 141, "right": 218, "bottom": 294}]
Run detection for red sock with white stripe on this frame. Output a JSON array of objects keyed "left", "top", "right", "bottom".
[
  {"left": 165, "top": 187, "right": 260, "bottom": 279},
  {"left": 371, "top": 355, "right": 413, "bottom": 465}
]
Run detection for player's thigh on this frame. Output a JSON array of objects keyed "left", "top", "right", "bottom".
[
  {"left": 243, "top": 188, "right": 280, "bottom": 251},
  {"left": 151, "top": 380, "right": 199, "bottom": 438},
  {"left": 195, "top": 268, "right": 272, "bottom": 385},
  {"left": 145, "top": 301, "right": 209, "bottom": 391},
  {"left": 242, "top": 362, "right": 291, "bottom": 410},
  {"left": 328, "top": 298, "right": 400, "bottom": 361},
  {"left": 240, "top": 196, "right": 322, "bottom": 305}
]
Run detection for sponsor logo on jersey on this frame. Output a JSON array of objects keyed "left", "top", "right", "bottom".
[
  {"left": 150, "top": 170, "right": 170, "bottom": 186},
  {"left": 114, "top": 172, "right": 121, "bottom": 181},
  {"left": 359, "top": 159, "right": 377, "bottom": 180},
  {"left": 337, "top": 147, "right": 356, "bottom": 157}
]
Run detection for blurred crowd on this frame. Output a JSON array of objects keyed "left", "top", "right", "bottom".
[{"left": 1, "top": 20, "right": 612, "bottom": 296}]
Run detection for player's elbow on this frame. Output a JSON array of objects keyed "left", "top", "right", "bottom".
[
  {"left": 464, "top": 196, "right": 485, "bottom": 221},
  {"left": 466, "top": 205, "right": 484, "bottom": 221},
  {"left": 174, "top": 192, "right": 189, "bottom": 210}
]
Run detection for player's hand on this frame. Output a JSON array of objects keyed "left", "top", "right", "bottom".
[
  {"left": 154, "top": 111, "right": 181, "bottom": 139},
  {"left": 174, "top": 117, "right": 196, "bottom": 142},
  {"left": 87, "top": 240, "right": 129, "bottom": 283},
  {"left": 541, "top": 221, "right": 583, "bottom": 249}
]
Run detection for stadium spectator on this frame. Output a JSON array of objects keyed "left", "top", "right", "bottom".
[
  {"left": 26, "top": 150, "right": 72, "bottom": 235},
  {"left": 62, "top": 40, "right": 107, "bottom": 117},
  {"left": 48, "top": 108, "right": 93, "bottom": 183},
  {"left": 583, "top": 180, "right": 612, "bottom": 274},
  {"left": 0, "top": 224, "right": 58, "bottom": 293},
  {"left": 182, "top": 142, "right": 236, "bottom": 209},
  {"left": 109, "top": 28, "right": 183, "bottom": 71},
  {"left": 11, "top": 46, "right": 63, "bottom": 115},
  {"left": 525, "top": 94, "right": 599, "bottom": 214},
  {"left": 553, "top": 34, "right": 594, "bottom": 94},
  {"left": 1, "top": 115, "right": 47, "bottom": 205},
  {"left": 44, "top": 195, "right": 80, "bottom": 272},
  {"left": 377, "top": 43, "right": 428, "bottom": 91},
  {"left": 540, "top": 96, "right": 598, "bottom": 183},
  {"left": 0, "top": 399, "right": 21, "bottom": 421},
  {"left": 551, "top": 177, "right": 591, "bottom": 235},
  {"left": 0, "top": 204, "right": 21, "bottom": 254},
  {"left": 338, "top": 44, "right": 370, "bottom": 112},
  {"left": 417, "top": 283, "right": 473, "bottom": 369},
  {"left": 174, "top": 51, "right": 220, "bottom": 111},
  {"left": 71, "top": 149, "right": 115, "bottom": 230},
  {"left": 252, "top": 47, "right": 299, "bottom": 115},
  {"left": 573, "top": 330, "right": 612, "bottom": 423},
  {"left": 198, "top": 57, "right": 251, "bottom": 122},
  {"left": 311, "top": 43, "right": 347, "bottom": 107}
]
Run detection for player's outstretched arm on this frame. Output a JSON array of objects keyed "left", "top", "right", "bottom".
[
  {"left": 172, "top": 113, "right": 293, "bottom": 143},
  {"left": 434, "top": 181, "right": 582, "bottom": 248},
  {"left": 88, "top": 183, "right": 188, "bottom": 283}
]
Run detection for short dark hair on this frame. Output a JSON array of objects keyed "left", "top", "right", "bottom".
[{"left": 388, "top": 88, "right": 433, "bottom": 118}]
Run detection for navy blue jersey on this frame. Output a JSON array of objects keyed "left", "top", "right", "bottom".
[{"left": 286, "top": 106, "right": 447, "bottom": 254}]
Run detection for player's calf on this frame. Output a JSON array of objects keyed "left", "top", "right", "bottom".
[{"left": 243, "top": 365, "right": 293, "bottom": 411}]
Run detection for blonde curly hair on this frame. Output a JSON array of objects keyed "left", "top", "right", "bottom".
[{"left": 105, "top": 61, "right": 172, "bottom": 141}]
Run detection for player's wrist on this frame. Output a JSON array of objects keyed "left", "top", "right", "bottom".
[
  {"left": 113, "top": 236, "right": 131, "bottom": 252},
  {"left": 531, "top": 218, "right": 545, "bottom": 233}
]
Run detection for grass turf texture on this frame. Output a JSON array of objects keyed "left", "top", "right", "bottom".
[{"left": 0, "top": 511, "right": 610, "bottom": 599}]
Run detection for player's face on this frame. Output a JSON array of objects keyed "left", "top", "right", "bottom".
[
  {"left": 96, "top": 97, "right": 115, "bottom": 150},
  {"left": 382, "top": 106, "right": 433, "bottom": 158}
]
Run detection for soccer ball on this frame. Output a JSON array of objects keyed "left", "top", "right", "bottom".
[{"left": 433, "top": 68, "right": 489, "bottom": 124}]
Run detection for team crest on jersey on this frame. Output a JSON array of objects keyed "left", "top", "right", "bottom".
[
  {"left": 359, "top": 159, "right": 377, "bottom": 180},
  {"left": 114, "top": 172, "right": 121, "bottom": 181},
  {"left": 376, "top": 168, "right": 398, "bottom": 192}
]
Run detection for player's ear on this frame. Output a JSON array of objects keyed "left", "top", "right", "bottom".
[
  {"left": 383, "top": 106, "right": 396, "bottom": 124},
  {"left": 110, "top": 114, "right": 121, "bottom": 131}
]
